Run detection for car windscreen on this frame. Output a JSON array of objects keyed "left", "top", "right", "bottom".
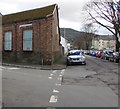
[{"left": 68, "top": 51, "right": 81, "bottom": 55}]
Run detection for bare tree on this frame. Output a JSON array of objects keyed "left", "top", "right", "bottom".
[
  {"left": 73, "top": 36, "right": 85, "bottom": 49},
  {"left": 82, "top": 23, "right": 97, "bottom": 50},
  {"left": 84, "top": 0, "right": 120, "bottom": 52}
]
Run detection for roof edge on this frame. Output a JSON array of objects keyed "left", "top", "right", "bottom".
[
  {"left": 3, "top": 4, "right": 57, "bottom": 16},
  {"left": 2, "top": 4, "right": 57, "bottom": 25}
]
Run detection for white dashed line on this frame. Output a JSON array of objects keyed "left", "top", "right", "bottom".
[
  {"left": 50, "top": 74, "right": 54, "bottom": 76},
  {"left": 58, "top": 77, "right": 62, "bottom": 81},
  {"left": 0, "top": 66, "right": 6, "bottom": 69},
  {"left": 61, "top": 69, "right": 65, "bottom": 72},
  {"left": 56, "top": 83, "right": 61, "bottom": 86},
  {"left": 8, "top": 67, "right": 20, "bottom": 70},
  {"left": 49, "top": 95, "right": 58, "bottom": 103},
  {"left": 48, "top": 77, "right": 52, "bottom": 79},
  {"left": 59, "top": 75, "right": 62, "bottom": 77},
  {"left": 52, "top": 70, "right": 57, "bottom": 73},
  {"left": 53, "top": 89, "right": 59, "bottom": 93},
  {"left": 49, "top": 70, "right": 64, "bottom": 104},
  {"left": 61, "top": 71, "right": 64, "bottom": 74}
]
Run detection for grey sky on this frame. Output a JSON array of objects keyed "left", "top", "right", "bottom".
[{"left": 0, "top": 0, "right": 112, "bottom": 35}]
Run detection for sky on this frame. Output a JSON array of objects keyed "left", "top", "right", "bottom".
[{"left": 0, "top": 0, "right": 112, "bottom": 35}]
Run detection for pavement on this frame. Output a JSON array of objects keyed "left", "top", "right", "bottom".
[
  {"left": 1, "top": 56, "right": 67, "bottom": 70},
  {"left": 2, "top": 63, "right": 66, "bottom": 70}
]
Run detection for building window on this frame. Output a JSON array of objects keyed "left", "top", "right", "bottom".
[
  {"left": 23, "top": 30, "right": 33, "bottom": 51},
  {"left": 4, "top": 31, "right": 12, "bottom": 51}
]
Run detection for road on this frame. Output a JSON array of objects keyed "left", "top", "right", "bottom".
[{"left": 2, "top": 55, "right": 119, "bottom": 107}]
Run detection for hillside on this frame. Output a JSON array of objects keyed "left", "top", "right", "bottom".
[
  {"left": 60, "top": 28, "right": 114, "bottom": 41},
  {"left": 60, "top": 28, "right": 86, "bottom": 41},
  {"left": 60, "top": 28, "right": 115, "bottom": 50}
]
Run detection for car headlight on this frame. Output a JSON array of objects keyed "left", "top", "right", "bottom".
[
  {"left": 82, "top": 56, "right": 85, "bottom": 59},
  {"left": 68, "top": 57, "right": 72, "bottom": 60}
]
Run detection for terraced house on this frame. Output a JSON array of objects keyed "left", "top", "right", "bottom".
[{"left": 2, "top": 4, "right": 61, "bottom": 65}]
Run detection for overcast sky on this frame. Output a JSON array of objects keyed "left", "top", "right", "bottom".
[{"left": 0, "top": 0, "right": 112, "bottom": 35}]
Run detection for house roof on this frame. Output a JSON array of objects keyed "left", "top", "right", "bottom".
[
  {"left": 2, "top": 4, "right": 56, "bottom": 25},
  {"left": 94, "top": 35, "right": 115, "bottom": 40}
]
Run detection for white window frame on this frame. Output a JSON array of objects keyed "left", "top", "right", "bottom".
[
  {"left": 23, "top": 30, "right": 33, "bottom": 51},
  {"left": 4, "top": 31, "right": 12, "bottom": 51}
]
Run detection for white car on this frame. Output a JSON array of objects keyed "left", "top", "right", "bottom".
[{"left": 67, "top": 50, "right": 86, "bottom": 65}]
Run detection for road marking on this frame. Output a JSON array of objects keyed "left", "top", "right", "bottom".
[
  {"left": 56, "top": 83, "right": 61, "bottom": 86},
  {"left": 52, "top": 70, "right": 57, "bottom": 73},
  {"left": 8, "top": 67, "right": 20, "bottom": 70},
  {"left": 61, "top": 69, "right": 65, "bottom": 72},
  {"left": 49, "top": 95, "right": 58, "bottom": 103},
  {"left": 59, "top": 75, "right": 62, "bottom": 77},
  {"left": 53, "top": 89, "right": 59, "bottom": 93},
  {"left": 58, "top": 77, "right": 62, "bottom": 81},
  {"left": 50, "top": 74, "right": 54, "bottom": 76},
  {"left": 0, "top": 66, "right": 6, "bottom": 69},
  {"left": 48, "top": 77, "right": 52, "bottom": 79},
  {"left": 61, "top": 71, "right": 64, "bottom": 74},
  {"left": 60, "top": 69, "right": 65, "bottom": 75}
]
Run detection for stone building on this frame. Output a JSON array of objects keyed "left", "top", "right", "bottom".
[
  {"left": 92, "top": 35, "right": 116, "bottom": 50},
  {"left": 2, "top": 4, "right": 61, "bottom": 65}
]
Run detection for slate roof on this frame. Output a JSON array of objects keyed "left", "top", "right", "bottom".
[
  {"left": 2, "top": 4, "right": 56, "bottom": 25},
  {"left": 94, "top": 35, "right": 115, "bottom": 40}
]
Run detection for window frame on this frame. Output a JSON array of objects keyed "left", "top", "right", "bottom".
[
  {"left": 4, "top": 31, "right": 13, "bottom": 51},
  {"left": 22, "top": 29, "right": 33, "bottom": 51}
]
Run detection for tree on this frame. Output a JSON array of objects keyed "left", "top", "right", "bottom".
[
  {"left": 82, "top": 23, "right": 97, "bottom": 50},
  {"left": 84, "top": 0, "right": 120, "bottom": 52}
]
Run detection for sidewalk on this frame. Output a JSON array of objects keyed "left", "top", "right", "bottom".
[
  {"left": 2, "top": 57, "right": 67, "bottom": 70},
  {"left": 2, "top": 63, "right": 66, "bottom": 70}
]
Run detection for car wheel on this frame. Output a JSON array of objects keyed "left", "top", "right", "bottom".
[
  {"left": 116, "top": 59, "right": 119, "bottom": 63},
  {"left": 67, "top": 61, "right": 71, "bottom": 66},
  {"left": 67, "top": 62, "right": 69, "bottom": 66}
]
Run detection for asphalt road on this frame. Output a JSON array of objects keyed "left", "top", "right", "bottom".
[{"left": 1, "top": 55, "right": 119, "bottom": 107}]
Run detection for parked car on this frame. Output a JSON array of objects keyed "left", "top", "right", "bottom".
[
  {"left": 83, "top": 50, "right": 90, "bottom": 55},
  {"left": 100, "top": 50, "right": 113, "bottom": 60},
  {"left": 89, "top": 50, "right": 97, "bottom": 56},
  {"left": 67, "top": 50, "right": 86, "bottom": 65},
  {"left": 109, "top": 52, "right": 120, "bottom": 63},
  {"left": 96, "top": 51, "right": 103, "bottom": 58}
]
